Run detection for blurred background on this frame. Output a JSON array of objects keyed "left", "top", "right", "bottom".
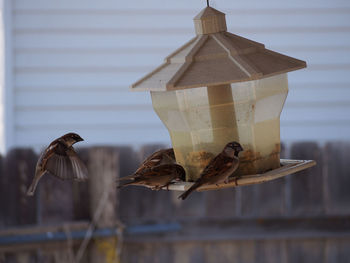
[{"left": 0, "top": 0, "right": 350, "bottom": 262}]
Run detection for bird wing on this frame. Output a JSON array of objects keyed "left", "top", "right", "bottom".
[
  {"left": 200, "top": 154, "right": 233, "bottom": 180},
  {"left": 178, "top": 155, "right": 235, "bottom": 200},
  {"left": 134, "top": 148, "right": 174, "bottom": 174},
  {"left": 44, "top": 146, "right": 88, "bottom": 181},
  {"left": 117, "top": 163, "right": 182, "bottom": 182},
  {"left": 149, "top": 164, "right": 185, "bottom": 179},
  {"left": 134, "top": 151, "right": 162, "bottom": 174},
  {"left": 67, "top": 148, "right": 88, "bottom": 181}
]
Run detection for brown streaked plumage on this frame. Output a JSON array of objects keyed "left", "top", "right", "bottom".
[
  {"left": 179, "top": 142, "right": 243, "bottom": 200},
  {"left": 27, "top": 132, "right": 88, "bottom": 196},
  {"left": 117, "top": 163, "right": 185, "bottom": 190},
  {"left": 134, "top": 148, "right": 175, "bottom": 175}
]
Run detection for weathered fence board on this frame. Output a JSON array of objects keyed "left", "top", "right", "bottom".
[
  {"left": 255, "top": 240, "right": 287, "bottom": 263},
  {"left": 324, "top": 142, "right": 350, "bottom": 215},
  {"left": 286, "top": 239, "right": 326, "bottom": 263},
  {"left": 2, "top": 149, "right": 37, "bottom": 226},
  {"left": 290, "top": 142, "right": 324, "bottom": 216},
  {"left": 205, "top": 188, "right": 237, "bottom": 219},
  {"left": 86, "top": 146, "right": 120, "bottom": 263}
]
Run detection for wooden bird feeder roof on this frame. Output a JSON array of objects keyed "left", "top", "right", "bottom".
[{"left": 131, "top": 6, "right": 306, "bottom": 92}]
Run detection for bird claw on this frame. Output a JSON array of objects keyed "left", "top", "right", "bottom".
[{"left": 234, "top": 176, "right": 240, "bottom": 186}]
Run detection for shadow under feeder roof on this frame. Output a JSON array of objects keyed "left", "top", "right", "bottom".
[{"left": 131, "top": 7, "right": 306, "bottom": 91}]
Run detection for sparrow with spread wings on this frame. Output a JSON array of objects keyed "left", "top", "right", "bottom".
[
  {"left": 27, "top": 132, "right": 88, "bottom": 196},
  {"left": 179, "top": 141, "right": 243, "bottom": 200}
]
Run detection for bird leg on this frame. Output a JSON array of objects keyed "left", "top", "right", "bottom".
[{"left": 234, "top": 176, "right": 241, "bottom": 186}]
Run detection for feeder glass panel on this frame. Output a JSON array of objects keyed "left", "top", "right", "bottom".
[{"left": 151, "top": 74, "right": 288, "bottom": 181}]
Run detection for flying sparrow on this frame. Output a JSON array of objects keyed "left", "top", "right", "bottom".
[
  {"left": 117, "top": 163, "right": 185, "bottom": 190},
  {"left": 179, "top": 142, "right": 243, "bottom": 200},
  {"left": 27, "top": 132, "right": 88, "bottom": 196},
  {"left": 134, "top": 148, "right": 175, "bottom": 175}
]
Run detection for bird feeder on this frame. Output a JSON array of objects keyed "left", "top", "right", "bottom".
[{"left": 131, "top": 6, "right": 315, "bottom": 185}]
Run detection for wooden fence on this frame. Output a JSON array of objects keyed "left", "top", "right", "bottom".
[{"left": 0, "top": 142, "right": 350, "bottom": 263}]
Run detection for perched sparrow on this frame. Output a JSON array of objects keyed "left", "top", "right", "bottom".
[
  {"left": 27, "top": 132, "right": 88, "bottom": 196},
  {"left": 117, "top": 163, "right": 185, "bottom": 190},
  {"left": 134, "top": 148, "right": 175, "bottom": 175},
  {"left": 179, "top": 142, "right": 243, "bottom": 200}
]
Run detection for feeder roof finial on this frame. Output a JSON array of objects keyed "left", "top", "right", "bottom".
[{"left": 194, "top": 6, "right": 227, "bottom": 35}]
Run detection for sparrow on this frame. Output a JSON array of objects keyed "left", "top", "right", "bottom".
[
  {"left": 179, "top": 141, "right": 243, "bottom": 200},
  {"left": 117, "top": 163, "right": 186, "bottom": 190},
  {"left": 134, "top": 148, "right": 175, "bottom": 175},
  {"left": 27, "top": 132, "right": 88, "bottom": 196}
]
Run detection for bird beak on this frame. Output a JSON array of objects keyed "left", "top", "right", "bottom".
[
  {"left": 78, "top": 136, "right": 84, "bottom": 142},
  {"left": 235, "top": 145, "right": 243, "bottom": 152}
]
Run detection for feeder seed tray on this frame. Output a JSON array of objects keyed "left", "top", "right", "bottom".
[{"left": 144, "top": 159, "right": 315, "bottom": 192}]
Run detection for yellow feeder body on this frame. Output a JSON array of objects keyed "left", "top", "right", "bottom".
[{"left": 131, "top": 7, "right": 306, "bottom": 181}]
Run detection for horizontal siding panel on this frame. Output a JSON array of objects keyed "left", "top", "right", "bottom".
[
  {"left": 281, "top": 124, "right": 350, "bottom": 143},
  {"left": 13, "top": 0, "right": 204, "bottom": 10},
  {"left": 282, "top": 107, "right": 350, "bottom": 122},
  {"left": 15, "top": 64, "right": 350, "bottom": 73},
  {"left": 15, "top": 90, "right": 151, "bottom": 107},
  {"left": 13, "top": 26, "right": 350, "bottom": 35},
  {"left": 14, "top": 13, "right": 350, "bottom": 29},
  {"left": 14, "top": 127, "right": 170, "bottom": 147},
  {"left": 287, "top": 70, "right": 349, "bottom": 84},
  {"left": 14, "top": 85, "right": 131, "bottom": 92},
  {"left": 15, "top": 108, "right": 158, "bottom": 126},
  {"left": 14, "top": 47, "right": 174, "bottom": 55},
  {"left": 15, "top": 52, "right": 165, "bottom": 68},
  {"left": 13, "top": 34, "right": 193, "bottom": 49},
  {"left": 14, "top": 72, "right": 147, "bottom": 87},
  {"left": 13, "top": 82, "right": 349, "bottom": 92},
  {"left": 14, "top": 69, "right": 349, "bottom": 87},
  {"left": 286, "top": 87, "right": 350, "bottom": 103},
  {"left": 14, "top": 86, "right": 350, "bottom": 108},
  {"left": 14, "top": 50, "right": 350, "bottom": 68},
  {"left": 14, "top": 122, "right": 350, "bottom": 148},
  {"left": 289, "top": 82, "right": 350, "bottom": 90},
  {"left": 14, "top": 0, "right": 350, "bottom": 10},
  {"left": 13, "top": 8, "right": 350, "bottom": 16},
  {"left": 14, "top": 14, "right": 195, "bottom": 30},
  {"left": 14, "top": 32, "right": 350, "bottom": 49}
]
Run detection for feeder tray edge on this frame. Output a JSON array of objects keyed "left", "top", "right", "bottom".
[{"left": 160, "top": 159, "right": 316, "bottom": 192}]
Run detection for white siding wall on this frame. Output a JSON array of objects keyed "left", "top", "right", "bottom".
[
  {"left": 5, "top": 0, "right": 350, "bottom": 150},
  {"left": 0, "top": 0, "right": 5, "bottom": 153}
]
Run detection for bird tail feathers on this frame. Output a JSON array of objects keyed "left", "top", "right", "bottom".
[
  {"left": 27, "top": 179, "right": 39, "bottom": 196},
  {"left": 116, "top": 174, "right": 137, "bottom": 182},
  {"left": 178, "top": 181, "right": 201, "bottom": 200},
  {"left": 117, "top": 181, "right": 135, "bottom": 189}
]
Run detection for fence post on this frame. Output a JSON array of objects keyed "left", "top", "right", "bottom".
[
  {"left": 87, "top": 147, "right": 120, "bottom": 263},
  {"left": 2, "top": 149, "right": 38, "bottom": 262}
]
